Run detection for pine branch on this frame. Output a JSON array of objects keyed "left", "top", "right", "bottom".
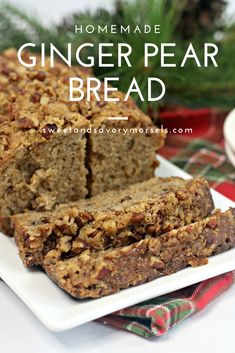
[{"left": 0, "top": 0, "right": 234, "bottom": 111}]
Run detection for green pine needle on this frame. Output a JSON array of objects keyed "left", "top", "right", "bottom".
[{"left": 0, "top": 0, "right": 234, "bottom": 111}]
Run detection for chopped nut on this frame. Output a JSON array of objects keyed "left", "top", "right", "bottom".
[
  {"left": 41, "top": 123, "right": 57, "bottom": 139},
  {"left": 9, "top": 96, "right": 16, "bottom": 103},
  {"left": 176, "top": 190, "right": 186, "bottom": 200},
  {"left": 0, "top": 135, "right": 9, "bottom": 150},
  {"left": 69, "top": 103, "right": 78, "bottom": 112},
  {"left": 102, "top": 220, "right": 117, "bottom": 234},
  {"left": 207, "top": 218, "right": 217, "bottom": 229},
  {"left": 59, "top": 236, "right": 72, "bottom": 252},
  {"left": 0, "top": 76, "right": 8, "bottom": 85},
  {"left": 69, "top": 223, "right": 78, "bottom": 235},
  {"left": 62, "top": 76, "right": 70, "bottom": 84},
  {"left": 148, "top": 238, "right": 161, "bottom": 254},
  {"left": 40, "top": 96, "right": 50, "bottom": 105},
  {"left": 185, "top": 215, "right": 192, "bottom": 224},
  {"left": 81, "top": 211, "right": 94, "bottom": 222},
  {"left": 17, "top": 117, "right": 37, "bottom": 130},
  {"left": 160, "top": 249, "right": 172, "bottom": 262},
  {"left": 79, "top": 250, "right": 91, "bottom": 262},
  {"left": 30, "top": 92, "right": 41, "bottom": 103},
  {"left": 188, "top": 257, "right": 208, "bottom": 267},
  {"left": 117, "top": 229, "right": 133, "bottom": 239},
  {"left": 146, "top": 225, "right": 156, "bottom": 234},
  {"left": 85, "top": 228, "right": 98, "bottom": 238},
  {"left": 29, "top": 240, "right": 41, "bottom": 249},
  {"left": 9, "top": 72, "right": 19, "bottom": 81},
  {"left": 150, "top": 256, "right": 165, "bottom": 269},
  {"left": 44, "top": 250, "right": 60, "bottom": 265},
  {"left": 35, "top": 71, "right": 47, "bottom": 81},
  {"left": 72, "top": 239, "right": 85, "bottom": 254},
  {"left": 97, "top": 267, "right": 111, "bottom": 280},
  {"left": 186, "top": 225, "right": 194, "bottom": 234},
  {"left": 131, "top": 213, "right": 145, "bottom": 224},
  {"left": 1, "top": 67, "right": 10, "bottom": 76},
  {"left": 206, "top": 233, "right": 217, "bottom": 247}
]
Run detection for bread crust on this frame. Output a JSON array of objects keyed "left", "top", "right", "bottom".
[
  {"left": 12, "top": 176, "right": 214, "bottom": 267},
  {"left": 44, "top": 208, "right": 235, "bottom": 298}
]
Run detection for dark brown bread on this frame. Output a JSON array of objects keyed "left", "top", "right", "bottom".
[
  {"left": 44, "top": 208, "right": 235, "bottom": 299},
  {"left": 0, "top": 49, "right": 165, "bottom": 235},
  {"left": 12, "top": 176, "right": 214, "bottom": 267}
]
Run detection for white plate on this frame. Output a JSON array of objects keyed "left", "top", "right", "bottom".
[{"left": 0, "top": 155, "right": 235, "bottom": 332}]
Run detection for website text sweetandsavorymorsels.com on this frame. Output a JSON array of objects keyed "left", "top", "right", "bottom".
[{"left": 40, "top": 125, "right": 193, "bottom": 136}]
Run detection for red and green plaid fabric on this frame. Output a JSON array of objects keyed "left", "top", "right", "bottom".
[
  {"left": 97, "top": 139, "right": 235, "bottom": 338},
  {"left": 169, "top": 139, "right": 235, "bottom": 202},
  {"left": 98, "top": 271, "right": 235, "bottom": 338}
]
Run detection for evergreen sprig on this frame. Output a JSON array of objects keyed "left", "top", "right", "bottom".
[{"left": 0, "top": 0, "right": 234, "bottom": 111}]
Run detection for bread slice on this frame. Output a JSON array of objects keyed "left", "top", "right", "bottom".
[
  {"left": 12, "top": 176, "right": 214, "bottom": 267},
  {"left": 44, "top": 208, "right": 235, "bottom": 298},
  {"left": 86, "top": 109, "right": 165, "bottom": 196}
]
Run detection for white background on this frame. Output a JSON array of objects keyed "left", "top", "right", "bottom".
[{"left": 0, "top": 1, "right": 235, "bottom": 352}]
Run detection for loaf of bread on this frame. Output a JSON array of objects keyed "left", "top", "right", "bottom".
[
  {"left": 12, "top": 176, "right": 214, "bottom": 267},
  {"left": 0, "top": 49, "right": 165, "bottom": 234},
  {"left": 2, "top": 49, "right": 234, "bottom": 305},
  {"left": 44, "top": 208, "right": 235, "bottom": 298}
]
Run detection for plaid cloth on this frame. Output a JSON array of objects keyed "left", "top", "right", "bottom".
[
  {"left": 170, "top": 139, "right": 235, "bottom": 202},
  {"left": 97, "top": 139, "right": 235, "bottom": 338},
  {"left": 98, "top": 271, "right": 235, "bottom": 338}
]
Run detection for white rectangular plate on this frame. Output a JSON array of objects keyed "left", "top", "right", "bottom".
[{"left": 0, "top": 155, "right": 235, "bottom": 332}]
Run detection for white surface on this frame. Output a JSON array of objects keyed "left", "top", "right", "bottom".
[
  {"left": 0, "top": 156, "right": 235, "bottom": 333},
  {"left": 1, "top": 279, "right": 235, "bottom": 353}
]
